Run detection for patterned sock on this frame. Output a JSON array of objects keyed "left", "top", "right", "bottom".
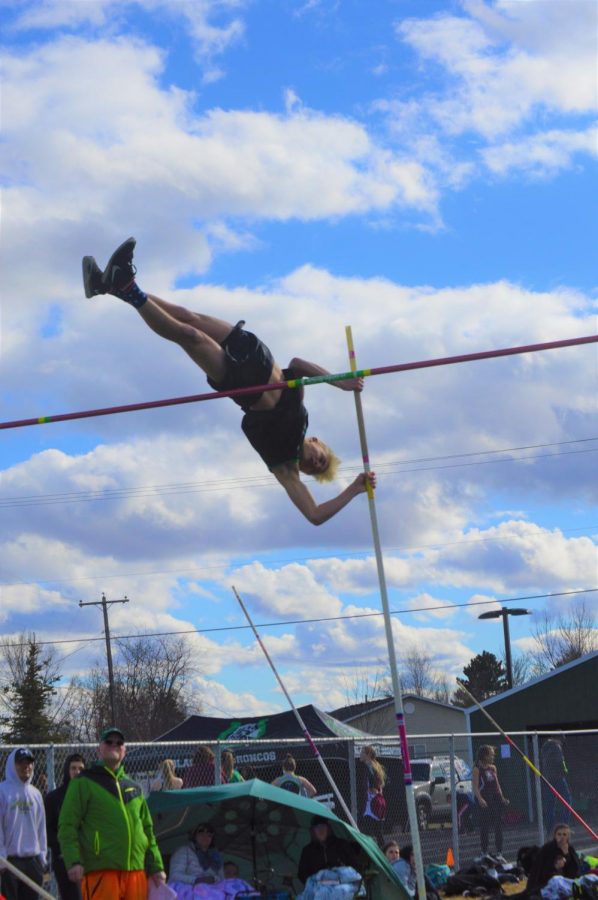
[{"left": 116, "top": 280, "right": 148, "bottom": 309}]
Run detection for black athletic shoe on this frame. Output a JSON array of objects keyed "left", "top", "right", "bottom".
[
  {"left": 82, "top": 256, "right": 106, "bottom": 298},
  {"left": 101, "top": 236, "right": 137, "bottom": 294}
]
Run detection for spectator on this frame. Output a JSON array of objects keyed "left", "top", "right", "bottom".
[
  {"left": 527, "top": 824, "right": 580, "bottom": 895},
  {"left": 393, "top": 844, "right": 416, "bottom": 897},
  {"left": 383, "top": 840, "right": 401, "bottom": 865},
  {"left": 168, "top": 823, "right": 223, "bottom": 887},
  {"left": 58, "top": 726, "right": 165, "bottom": 899},
  {"left": 150, "top": 759, "right": 183, "bottom": 792},
  {"left": 541, "top": 737, "right": 572, "bottom": 832},
  {"left": 183, "top": 746, "right": 225, "bottom": 788},
  {"left": 223, "top": 861, "right": 239, "bottom": 879},
  {"left": 44, "top": 753, "right": 85, "bottom": 900},
  {"left": 472, "top": 744, "right": 509, "bottom": 864},
  {"left": 0, "top": 747, "right": 47, "bottom": 900},
  {"left": 272, "top": 755, "right": 316, "bottom": 798},
  {"left": 298, "top": 816, "right": 359, "bottom": 885},
  {"left": 359, "top": 745, "right": 386, "bottom": 846},
  {"left": 222, "top": 751, "right": 244, "bottom": 784}
]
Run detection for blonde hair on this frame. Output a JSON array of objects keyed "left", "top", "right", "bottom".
[
  {"left": 161, "top": 759, "right": 178, "bottom": 789},
  {"left": 222, "top": 750, "right": 235, "bottom": 780},
  {"left": 361, "top": 745, "right": 386, "bottom": 789},
  {"left": 313, "top": 443, "right": 341, "bottom": 484}
]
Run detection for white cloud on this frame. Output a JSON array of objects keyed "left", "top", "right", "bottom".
[
  {"left": 396, "top": 1, "right": 598, "bottom": 140},
  {"left": 376, "top": 1, "right": 598, "bottom": 187},
  {"left": 0, "top": 36, "right": 437, "bottom": 302},
  {"left": 482, "top": 127, "right": 598, "bottom": 177},
  {"left": 429, "top": 521, "right": 597, "bottom": 594},
  {"left": 465, "top": 593, "right": 502, "bottom": 619},
  {"left": 408, "top": 592, "right": 456, "bottom": 621},
  {"left": 194, "top": 676, "right": 282, "bottom": 717},
  {"left": 10, "top": 0, "right": 246, "bottom": 70}
]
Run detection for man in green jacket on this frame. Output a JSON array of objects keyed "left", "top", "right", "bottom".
[{"left": 58, "top": 727, "right": 166, "bottom": 900}]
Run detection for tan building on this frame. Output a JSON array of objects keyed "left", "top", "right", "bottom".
[{"left": 330, "top": 694, "right": 470, "bottom": 760}]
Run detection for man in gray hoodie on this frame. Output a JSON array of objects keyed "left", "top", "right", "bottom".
[{"left": 0, "top": 747, "right": 47, "bottom": 899}]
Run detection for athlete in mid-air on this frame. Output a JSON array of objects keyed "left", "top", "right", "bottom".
[{"left": 83, "top": 238, "right": 376, "bottom": 525}]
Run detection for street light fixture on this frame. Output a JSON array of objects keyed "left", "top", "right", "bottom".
[{"left": 478, "top": 607, "right": 531, "bottom": 690}]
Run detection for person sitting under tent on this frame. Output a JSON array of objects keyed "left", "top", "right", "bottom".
[
  {"left": 82, "top": 238, "right": 376, "bottom": 525},
  {"left": 298, "top": 816, "right": 360, "bottom": 886},
  {"left": 168, "top": 823, "right": 223, "bottom": 888}
]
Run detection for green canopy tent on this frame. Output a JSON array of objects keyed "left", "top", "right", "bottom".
[{"left": 148, "top": 778, "right": 408, "bottom": 899}]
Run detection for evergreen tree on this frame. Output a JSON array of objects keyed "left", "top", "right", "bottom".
[
  {"left": 3, "top": 639, "right": 61, "bottom": 743},
  {"left": 452, "top": 650, "right": 507, "bottom": 705}
]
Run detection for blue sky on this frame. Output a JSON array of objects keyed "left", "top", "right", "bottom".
[{"left": 1, "top": 0, "right": 597, "bottom": 720}]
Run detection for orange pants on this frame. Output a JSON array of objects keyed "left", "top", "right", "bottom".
[{"left": 81, "top": 869, "right": 148, "bottom": 900}]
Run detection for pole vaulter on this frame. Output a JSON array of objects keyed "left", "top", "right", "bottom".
[
  {"left": 345, "top": 325, "right": 427, "bottom": 900},
  {"left": 232, "top": 586, "right": 358, "bottom": 828},
  {"left": 458, "top": 682, "right": 598, "bottom": 841}
]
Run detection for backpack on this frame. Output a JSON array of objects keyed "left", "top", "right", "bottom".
[
  {"left": 444, "top": 871, "right": 503, "bottom": 897},
  {"left": 426, "top": 864, "right": 451, "bottom": 889},
  {"left": 370, "top": 791, "right": 386, "bottom": 820},
  {"left": 517, "top": 846, "right": 540, "bottom": 877}
]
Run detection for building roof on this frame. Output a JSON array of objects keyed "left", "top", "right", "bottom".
[
  {"left": 330, "top": 694, "right": 465, "bottom": 723},
  {"left": 464, "top": 648, "right": 598, "bottom": 715}
]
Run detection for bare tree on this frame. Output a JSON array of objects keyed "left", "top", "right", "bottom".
[
  {"left": 73, "top": 634, "right": 203, "bottom": 741},
  {"left": 399, "top": 646, "right": 435, "bottom": 697},
  {"left": 430, "top": 673, "right": 452, "bottom": 705},
  {"left": 530, "top": 599, "right": 598, "bottom": 673},
  {"left": 505, "top": 651, "right": 532, "bottom": 686}
]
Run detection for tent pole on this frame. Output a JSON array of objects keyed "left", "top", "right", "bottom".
[
  {"left": 232, "top": 586, "right": 358, "bottom": 827},
  {"left": 345, "top": 326, "right": 426, "bottom": 900}
]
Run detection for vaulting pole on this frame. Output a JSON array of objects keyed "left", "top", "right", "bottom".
[
  {"left": 459, "top": 682, "right": 598, "bottom": 840},
  {"left": 232, "top": 586, "right": 358, "bottom": 828},
  {"left": 1, "top": 334, "right": 595, "bottom": 430},
  {"left": 345, "top": 326, "right": 427, "bottom": 900}
]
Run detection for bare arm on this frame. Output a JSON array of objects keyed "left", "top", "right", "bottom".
[
  {"left": 289, "top": 357, "right": 363, "bottom": 392},
  {"left": 299, "top": 776, "right": 318, "bottom": 798},
  {"left": 273, "top": 464, "right": 375, "bottom": 525}
]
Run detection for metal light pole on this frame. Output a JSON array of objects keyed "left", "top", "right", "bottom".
[
  {"left": 478, "top": 607, "right": 530, "bottom": 688},
  {"left": 79, "top": 592, "right": 129, "bottom": 723}
]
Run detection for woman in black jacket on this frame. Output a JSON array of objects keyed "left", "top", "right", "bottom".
[
  {"left": 298, "top": 817, "right": 359, "bottom": 885},
  {"left": 527, "top": 824, "right": 580, "bottom": 895}
]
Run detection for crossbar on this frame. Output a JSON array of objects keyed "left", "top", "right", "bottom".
[{"left": 1, "top": 334, "right": 595, "bottom": 430}]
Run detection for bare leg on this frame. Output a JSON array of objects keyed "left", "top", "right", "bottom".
[
  {"left": 149, "top": 295, "right": 234, "bottom": 344},
  {"left": 137, "top": 296, "right": 228, "bottom": 382}
]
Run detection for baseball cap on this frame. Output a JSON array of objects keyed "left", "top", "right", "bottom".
[
  {"left": 100, "top": 727, "right": 125, "bottom": 743},
  {"left": 311, "top": 815, "right": 329, "bottom": 828},
  {"left": 15, "top": 748, "right": 35, "bottom": 763}
]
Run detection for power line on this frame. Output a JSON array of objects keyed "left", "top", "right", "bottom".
[
  {"left": 1, "top": 437, "right": 596, "bottom": 510},
  {"left": 3, "top": 587, "right": 596, "bottom": 650}
]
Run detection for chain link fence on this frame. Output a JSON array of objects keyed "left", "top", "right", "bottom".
[{"left": 2, "top": 728, "right": 597, "bottom": 881}]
